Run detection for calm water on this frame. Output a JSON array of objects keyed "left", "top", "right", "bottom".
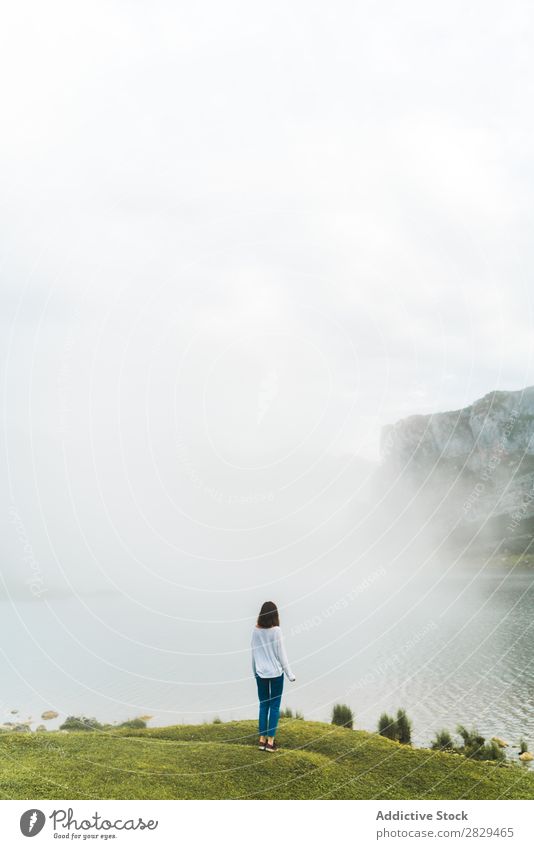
[{"left": 2, "top": 559, "right": 533, "bottom": 755}]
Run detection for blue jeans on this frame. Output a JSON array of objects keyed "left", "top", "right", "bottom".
[{"left": 255, "top": 673, "right": 284, "bottom": 737}]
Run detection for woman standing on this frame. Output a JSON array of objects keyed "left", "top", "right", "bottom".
[{"left": 251, "top": 600, "right": 296, "bottom": 752}]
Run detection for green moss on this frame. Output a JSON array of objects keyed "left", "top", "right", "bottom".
[{"left": 1, "top": 721, "right": 533, "bottom": 800}]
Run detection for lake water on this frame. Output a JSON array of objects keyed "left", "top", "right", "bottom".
[{"left": 2, "top": 557, "right": 533, "bottom": 758}]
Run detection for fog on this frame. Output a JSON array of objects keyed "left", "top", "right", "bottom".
[{"left": 1, "top": 1, "right": 534, "bottom": 732}]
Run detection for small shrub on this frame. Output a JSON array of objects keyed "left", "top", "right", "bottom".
[
  {"left": 456, "top": 724, "right": 469, "bottom": 746},
  {"left": 455, "top": 725, "right": 504, "bottom": 762},
  {"left": 117, "top": 718, "right": 147, "bottom": 729},
  {"left": 378, "top": 712, "right": 397, "bottom": 741},
  {"left": 396, "top": 709, "right": 412, "bottom": 745},
  {"left": 520, "top": 739, "right": 528, "bottom": 755},
  {"left": 212, "top": 717, "right": 222, "bottom": 724},
  {"left": 456, "top": 725, "right": 484, "bottom": 748},
  {"left": 295, "top": 710, "right": 304, "bottom": 720},
  {"left": 331, "top": 704, "right": 354, "bottom": 729},
  {"left": 377, "top": 709, "right": 412, "bottom": 744},
  {"left": 59, "top": 716, "right": 103, "bottom": 732},
  {"left": 431, "top": 729, "right": 454, "bottom": 751},
  {"left": 471, "top": 741, "right": 505, "bottom": 762},
  {"left": 280, "top": 708, "right": 294, "bottom": 719}
]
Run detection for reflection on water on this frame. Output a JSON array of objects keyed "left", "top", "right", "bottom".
[{"left": 348, "top": 562, "right": 534, "bottom": 751}]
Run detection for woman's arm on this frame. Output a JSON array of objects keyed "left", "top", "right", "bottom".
[
  {"left": 276, "top": 629, "right": 296, "bottom": 681},
  {"left": 251, "top": 636, "right": 257, "bottom": 676}
]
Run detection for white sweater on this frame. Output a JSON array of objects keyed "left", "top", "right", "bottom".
[{"left": 251, "top": 625, "right": 295, "bottom": 680}]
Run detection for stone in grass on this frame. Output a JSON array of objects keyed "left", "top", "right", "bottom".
[
  {"left": 519, "top": 752, "right": 534, "bottom": 762},
  {"left": 491, "top": 737, "right": 509, "bottom": 748},
  {"left": 41, "top": 710, "right": 59, "bottom": 721}
]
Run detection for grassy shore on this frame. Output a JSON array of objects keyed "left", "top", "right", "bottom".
[{"left": 1, "top": 719, "right": 534, "bottom": 800}]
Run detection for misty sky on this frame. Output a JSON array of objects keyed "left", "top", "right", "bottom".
[{"left": 1, "top": 1, "right": 534, "bottom": 722}]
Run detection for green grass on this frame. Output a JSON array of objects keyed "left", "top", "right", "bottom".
[{"left": 1, "top": 720, "right": 533, "bottom": 800}]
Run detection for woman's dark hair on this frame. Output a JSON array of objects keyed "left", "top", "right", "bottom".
[{"left": 257, "top": 600, "right": 279, "bottom": 629}]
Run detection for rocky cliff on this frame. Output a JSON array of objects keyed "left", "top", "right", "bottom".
[{"left": 380, "top": 387, "right": 534, "bottom": 554}]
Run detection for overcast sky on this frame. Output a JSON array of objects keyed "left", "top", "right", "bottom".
[
  {"left": 1, "top": 1, "right": 534, "bottom": 720},
  {"left": 2, "top": 1, "right": 534, "bottom": 454}
]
